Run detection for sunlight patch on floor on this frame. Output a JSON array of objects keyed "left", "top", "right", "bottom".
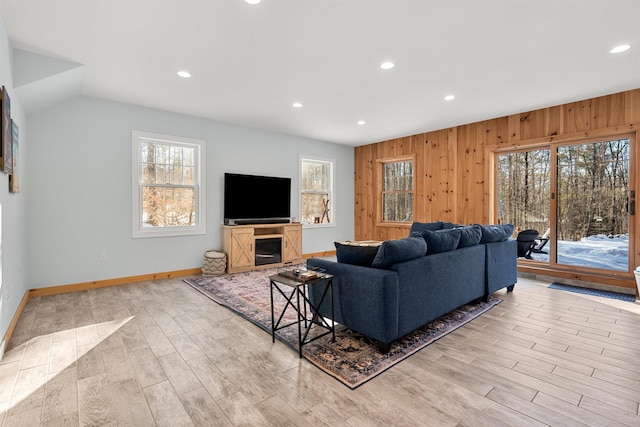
[{"left": 3, "top": 316, "right": 135, "bottom": 412}]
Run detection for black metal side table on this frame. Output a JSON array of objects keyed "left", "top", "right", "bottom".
[{"left": 269, "top": 270, "right": 335, "bottom": 357}]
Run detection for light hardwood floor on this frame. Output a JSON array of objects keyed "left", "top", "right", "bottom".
[{"left": 1, "top": 275, "right": 639, "bottom": 426}]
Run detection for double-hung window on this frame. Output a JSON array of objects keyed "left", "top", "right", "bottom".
[
  {"left": 380, "top": 157, "right": 414, "bottom": 223},
  {"left": 300, "top": 156, "right": 334, "bottom": 225},
  {"left": 132, "top": 130, "right": 206, "bottom": 238}
]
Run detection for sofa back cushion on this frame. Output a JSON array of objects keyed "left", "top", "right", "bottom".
[
  {"left": 371, "top": 232, "right": 427, "bottom": 269},
  {"left": 478, "top": 224, "right": 515, "bottom": 243},
  {"left": 441, "top": 222, "right": 460, "bottom": 229},
  {"left": 456, "top": 224, "right": 482, "bottom": 248},
  {"left": 422, "top": 228, "right": 461, "bottom": 254},
  {"left": 409, "top": 221, "right": 443, "bottom": 234},
  {"left": 334, "top": 241, "right": 382, "bottom": 267}
]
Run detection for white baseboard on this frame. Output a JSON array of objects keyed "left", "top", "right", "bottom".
[{"left": 0, "top": 339, "right": 5, "bottom": 361}]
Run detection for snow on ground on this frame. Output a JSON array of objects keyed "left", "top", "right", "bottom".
[{"left": 529, "top": 234, "right": 628, "bottom": 271}]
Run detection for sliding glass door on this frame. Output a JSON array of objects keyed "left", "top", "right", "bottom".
[
  {"left": 497, "top": 149, "right": 550, "bottom": 236},
  {"left": 555, "top": 138, "right": 630, "bottom": 271},
  {"left": 496, "top": 135, "right": 632, "bottom": 274}
]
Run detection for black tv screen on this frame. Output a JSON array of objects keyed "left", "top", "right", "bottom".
[{"left": 224, "top": 173, "right": 291, "bottom": 225}]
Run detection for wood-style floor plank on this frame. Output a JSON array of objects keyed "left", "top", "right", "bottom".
[
  {"left": 142, "top": 380, "right": 193, "bottom": 426},
  {"left": 77, "top": 373, "right": 117, "bottom": 426},
  {"left": 41, "top": 366, "right": 78, "bottom": 423},
  {"left": 109, "top": 378, "right": 155, "bottom": 427},
  {"left": 1, "top": 275, "right": 639, "bottom": 426},
  {"left": 179, "top": 387, "right": 233, "bottom": 427}
]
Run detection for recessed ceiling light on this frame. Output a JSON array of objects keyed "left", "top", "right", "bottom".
[
  {"left": 609, "top": 44, "right": 631, "bottom": 54},
  {"left": 380, "top": 61, "right": 395, "bottom": 70},
  {"left": 292, "top": 102, "right": 303, "bottom": 108},
  {"left": 177, "top": 70, "right": 191, "bottom": 78},
  {"left": 357, "top": 120, "right": 366, "bottom": 125},
  {"left": 444, "top": 95, "right": 455, "bottom": 101},
  {"left": 244, "top": 0, "right": 261, "bottom": 4}
]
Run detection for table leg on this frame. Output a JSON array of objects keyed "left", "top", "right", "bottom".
[
  {"left": 296, "top": 287, "right": 303, "bottom": 358},
  {"left": 270, "top": 279, "right": 275, "bottom": 343},
  {"left": 330, "top": 279, "right": 335, "bottom": 342}
]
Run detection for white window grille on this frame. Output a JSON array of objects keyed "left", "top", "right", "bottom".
[{"left": 132, "top": 130, "right": 205, "bottom": 238}]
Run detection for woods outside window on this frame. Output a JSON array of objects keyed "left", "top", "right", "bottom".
[
  {"left": 380, "top": 157, "right": 414, "bottom": 223},
  {"left": 496, "top": 134, "right": 631, "bottom": 273},
  {"left": 300, "top": 156, "right": 334, "bottom": 226},
  {"left": 132, "top": 130, "right": 206, "bottom": 238}
]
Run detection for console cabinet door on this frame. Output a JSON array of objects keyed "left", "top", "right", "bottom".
[
  {"left": 229, "top": 228, "right": 255, "bottom": 269},
  {"left": 283, "top": 225, "right": 302, "bottom": 262}
]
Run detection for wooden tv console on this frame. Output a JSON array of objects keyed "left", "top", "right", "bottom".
[{"left": 221, "top": 223, "right": 302, "bottom": 274}]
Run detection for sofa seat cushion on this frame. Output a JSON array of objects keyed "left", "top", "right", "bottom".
[
  {"left": 334, "top": 241, "right": 382, "bottom": 266},
  {"left": 371, "top": 232, "right": 427, "bottom": 269},
  {"left": 422, "top": 228, "right": 461, "bottom": 254},
  {"left": 478, "top": 224, "right": 515, "bottom": 243}
]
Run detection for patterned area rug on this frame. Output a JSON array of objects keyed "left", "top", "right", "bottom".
[{"left": 184, "top": 266, "right": 502, "bottom": 389}]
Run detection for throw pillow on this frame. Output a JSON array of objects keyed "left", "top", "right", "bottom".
[
  {"left": 371, "top": 232, "right": 427, "bottom": 269},
  {"left": 478, "top": 224, "right": 515, "bottom": 243},
  {"left": 456, "top": 225, "right": 482, "bottom": 248},
  {"left": 334, "top": 241, "right": 381, "bottom": 267},
  {"left": 422, "top": 228, "right": 461, "bottom": 254},
  {"left": 409, "top": 221, "right": 444, "bottom": 234}
]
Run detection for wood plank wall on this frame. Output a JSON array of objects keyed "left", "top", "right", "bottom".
[{"left": 354, "top": 88, "right": 640, "bottom": 289}]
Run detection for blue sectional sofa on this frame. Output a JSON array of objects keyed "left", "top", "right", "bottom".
[{"left": 307, "top": 222, "right": 517, "bottom": 353}]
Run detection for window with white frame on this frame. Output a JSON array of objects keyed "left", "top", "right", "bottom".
[
  {"left": 132, "top": 130, "right": 205, "bottom": 238},
  {"left": 380, "top": 157, "right": 414, "bottom": 223},
  {"left": 300, "top": 156, "right": 334, "bottom": 225}
]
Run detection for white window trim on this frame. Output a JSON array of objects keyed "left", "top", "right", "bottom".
[
  {"left": 299, "top": 154, "right": 336, "bottom": 229},
  {"left": 132, "top": 130, "right": 206, "bottom": 238}
]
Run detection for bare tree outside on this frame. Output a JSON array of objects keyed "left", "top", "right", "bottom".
[
  {"left": 497, "top": 149, "right": 550, "bottom": 234},
  {"left": 141, "top": 141, "right": 197, "bottom": 228},
  {"left": 497, "top": 138, "right": 629, "bottom": 271},
  {"left": 301, "top": 159, "right": 332, "bottom": 224},
  {"left": 556, "top": 140, "right": 629, "bottom": 240},
  {"left": 382, "top": 160, "right": 413, "bottom": 222}
]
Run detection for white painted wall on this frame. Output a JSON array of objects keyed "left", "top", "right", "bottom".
[
  {"left": 26, "top": 96, "right": 354, "bottom": 288},
  {"left": 0, "top": 17, "right": 28, "bottom": 347}
]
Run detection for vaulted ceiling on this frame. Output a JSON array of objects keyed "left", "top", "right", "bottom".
[{"left": 1, "top": 0, "right": 639, "bottom": 146}]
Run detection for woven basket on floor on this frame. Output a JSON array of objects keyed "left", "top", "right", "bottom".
[{"left": 202, "top": 250, "right": 227, "bottom": 276}]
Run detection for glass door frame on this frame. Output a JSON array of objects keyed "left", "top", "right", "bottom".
[{"left": 492, "top": 130, "right": 636, "bottom": 279}]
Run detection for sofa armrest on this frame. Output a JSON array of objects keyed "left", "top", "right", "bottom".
[
  {"left": 306, "top": 258, "right": 400, "bottom": 344},
  {"left": 485, "top": 239, "right": 517, "bottom": 296}
]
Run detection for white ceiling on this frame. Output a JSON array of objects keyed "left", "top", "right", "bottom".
[{"left": 1, "top": 0, "right": 639, "bottom": 146}]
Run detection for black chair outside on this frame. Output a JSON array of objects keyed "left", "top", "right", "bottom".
[
  {"left": 516, "top": 229, "right": 539, "bottom": 259},
  {"left": 531, "top": 228, "right": 550, "bottom": 254}
]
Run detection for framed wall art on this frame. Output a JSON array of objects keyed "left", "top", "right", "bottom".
[
  {"left": 1, "top": 85, "right": 12, "bottom": 175},
  {"left": 9, "top": 119, "right": 19, "bottom": 193}
]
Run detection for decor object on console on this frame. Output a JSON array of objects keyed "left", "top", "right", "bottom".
[
  {"left": 307, "top": 222, "right": 517, "bottom": 353},
  {"left": 320, "top": 199, "right": 330, "bottom": 223}
]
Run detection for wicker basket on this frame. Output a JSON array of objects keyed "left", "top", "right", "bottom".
[{"left": 202, "top": 250, "right": 227, "bottom": 276}]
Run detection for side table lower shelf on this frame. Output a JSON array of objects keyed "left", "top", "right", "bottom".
[{"left": 269, "top": 271, "right": 335, "bottom": 357}]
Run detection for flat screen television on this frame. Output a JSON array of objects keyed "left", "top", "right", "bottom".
[{"left": 224, "top": 173, "right": 291, "bottom": 225}]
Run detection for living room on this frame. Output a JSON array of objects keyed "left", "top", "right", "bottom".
[{"left": 1, "top": 1, "right": 640, "bottom": 426}]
